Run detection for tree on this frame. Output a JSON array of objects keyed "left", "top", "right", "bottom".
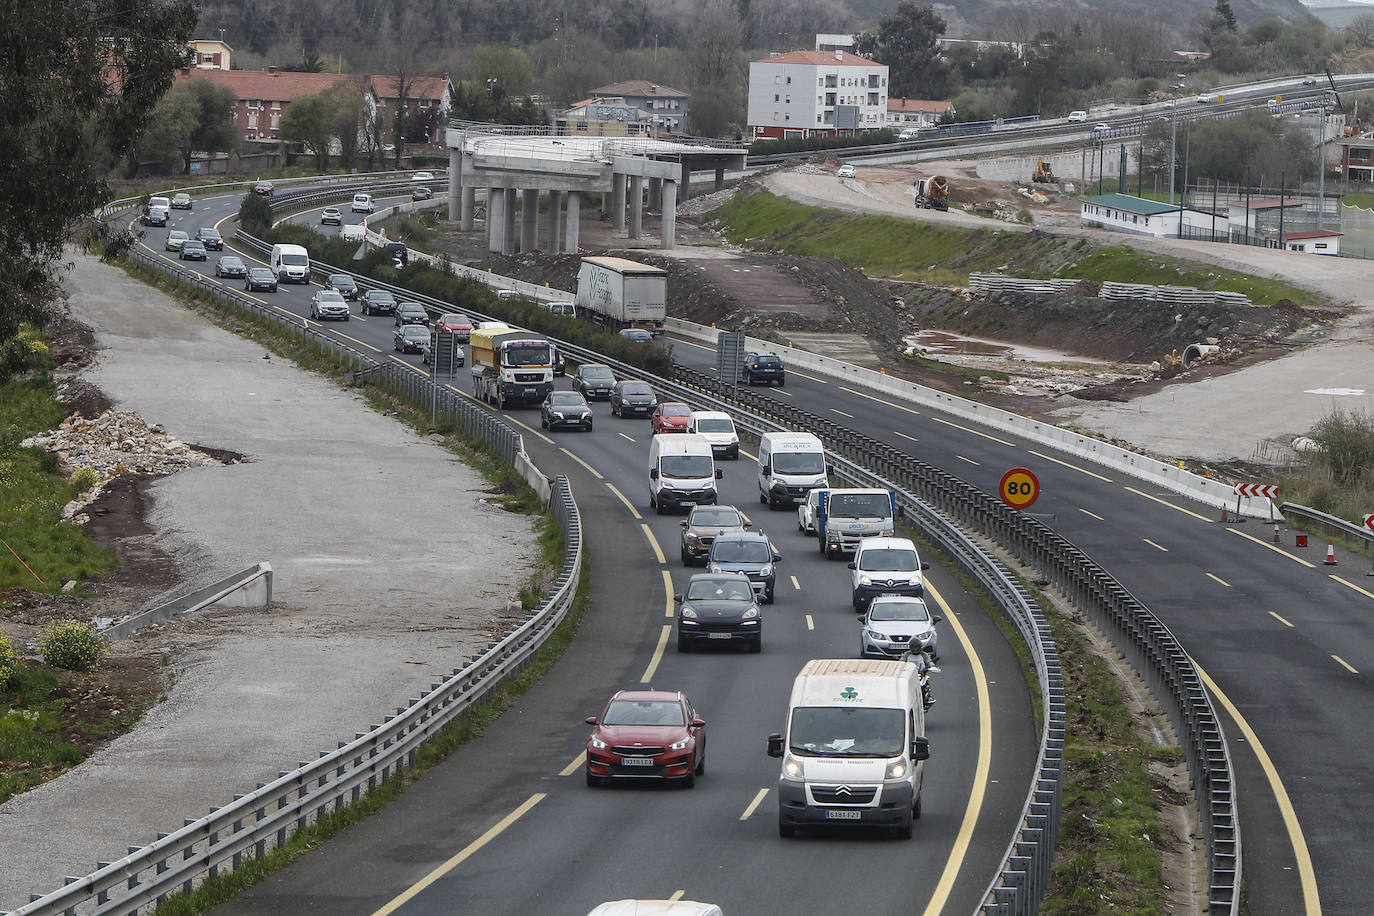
[
  {"left": 139, "top": 85, "right": 200, "bottom": 172},
  {"left": 140, "top": 78, "right": 238, "bottom": 174},
  {"left": 1349, "top": 14, "right": 1374, "bottom": 46},
  {"left": 280, "top": 92, "right": 335, "bottom": 170},
  {"left": 1215, "top": 0, "right": 1238, "bottom": 33},
  {"left": 466, "top": 45, "right": 534, "bottom": 98},
  {"left": 326, "top": 81, "right": 369, "bottom": 171},
  {"left": 854, "top": 1, "right": 952, "bottom": 100},
  {"left": 686, "top": 0, "right": 745, "bottom": 133},
  {"left": 0, "top": 0, "right": 196, "bottom": 380}
]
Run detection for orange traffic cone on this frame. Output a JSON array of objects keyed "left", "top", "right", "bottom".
[{"left": 1324, "top": 541, "right": 1337, "bottom": 565}]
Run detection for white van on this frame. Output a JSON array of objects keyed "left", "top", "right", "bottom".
[
  {"left": 586, "top": 903, "right": 723, "bottom": 916},
  {"left": 1067, "top": 110, "right": 1087, "bottom": 122},
  {"left": 148, "top": 196, "right": 171, "bottom": 212},
  {"left": 687, "top": 410, "right": 739, "bottom": 459},
  {"left": 897, "top": 128, "right": 921, "bottom": 140},
  {"left": 351, "top": 193, "right": 374, "bottom": 213},
  {"left": 849, "top": 536, "right": 928, "bottom": 611},
  {"left": 269, "top": 243, "right": 311, "bottom": 284},
  {"left": 768, "top": 658, "right": 929, "bottom": 838},
  {"left": 758, "top": 432, "right": 827, "bottom": 509},
  {"left": 649, "top": 433, "right": 721, "bottom": 514}
]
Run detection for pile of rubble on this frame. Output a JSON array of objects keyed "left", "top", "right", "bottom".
[{"left": 21, "top": 410, "right": 223, "bottom": 521}]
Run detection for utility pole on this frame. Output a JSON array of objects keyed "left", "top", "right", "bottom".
[
  {"left": 1317, "top": 95, "right": 1329, "bottom": 230},
  {"left": 1168, "top": 103, "right": 1178, "bottom": 205}
]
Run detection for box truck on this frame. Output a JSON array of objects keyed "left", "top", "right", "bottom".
[{"left": 575, "top": 256, "right": 667, "bottom": 336}]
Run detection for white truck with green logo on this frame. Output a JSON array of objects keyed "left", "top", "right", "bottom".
[{"left": 768, "top": 658, "right": 929, "bottom": 838}]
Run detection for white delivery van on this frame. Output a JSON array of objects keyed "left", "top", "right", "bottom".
[
  {"left": 649, "top": 433, "right": 721, "bottom": 514},
  {"left": 848, "top": 536, "right": 928, "bottom": 611},
  {"left": 758, "top": 432, "right": 828, "bottom": 509},
  {"left": 586, "top": 902, "right": 723, "bottom": 916},
  {"left": 1067, "top": 110, "right": 1088, "bottom": 122},
  {"left": 351, "top": 193, "right": 374, "bottom": 213},
  {"left": 768, "top": 658, "right": 929, "bottom": 838},
  {"left": 687, "top": 410, "right": 739, "bottom": 460},
  {"left": 270, "top": 243, "right": 311, "bottom": 284}
]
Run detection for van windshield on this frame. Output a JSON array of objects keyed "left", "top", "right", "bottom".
[
  {"left": 790, "top": 707, "right": 905, "bottom": 757},
  {"left": 661, "top": 455, "right": 713, "bottom": 479},
  {"left": 696, "top": 418, "right": 734, "bottom": 433},
  {"left": 830, "top": 493, "right": 892, "bottom": 518},
  {"left": 281, "top": 254, "right": 308, "bottom": 266},
  {"left": 859, "top": 548, "right": 918, "bottom": 572},
  {"left": 773, "top": 451, "right": 825, "bottom": 475}
]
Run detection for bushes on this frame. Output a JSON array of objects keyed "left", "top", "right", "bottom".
[
  {"left": 751, "top": 129, "right": 898, "bottom": 156},
  {"left": 238, "top": 193, "right": 273, "bottom": 239},
  {"left": 39, "top": 620, "right": 106, "bottom": 672},
  {"left": 0, "top": 632, "right": 16, "bottom": 690}
]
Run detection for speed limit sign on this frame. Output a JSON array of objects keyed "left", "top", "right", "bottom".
[{"left": 999, "top": 467, "right": 1041, "bottom": 510}]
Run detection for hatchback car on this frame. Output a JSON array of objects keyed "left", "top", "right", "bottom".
[
  {"left": 142, "top": 207, "right": 168, "bottom": 226},
  {"left": 394, "top": 302, "right": 429, "bottom": 326},
  {"left": 675, "top": 573, "right": 761, "bottom": 652},
  {"left": 849, "top": 537, "right": 928, "bottom": 611},
  {"left": 411, "top": 171, "right": 434, "bottom": 182},
  {"left": 310, "top": 289, "right": 350, "bottom": 321},
  {"left": 573, "top": 363, "right": 617, "bottom": 400},
  {"left": 244, "top": 267, "right": 277, "bottom": 292},
  {"left": 253, "top": 181, "right": 274, "bottom": 196},
  {"left": 860, "top": 595, "right": 941, "bottom": 661},
  {"left": 1091, "top": 122, "right": 1110, "bottom": 135},
  {"left": 214, "top": 255, "right": 247, "bottom": 279},
  {"left": 194, "top": 227, "right": 222, "bottom": 250},
  {"left": 434, "top": 312, "right": 473, "bottom": 339},
  {"left": 171, "top": 193, "right": 193, "bottom": 210},
  {"left": 619, "top": 328, "right": 654, "bottom": 344},
  {"left": 584, "top": 690, "right": 705, "bottom": 787},
  {"left": 610, "top": 380, "right": 656, "bottom": 417},
  {"left": 680, "top": 504, "right": 750, "bottom": 565},
  {"left": 411, "top": 186, "right": 432, "bottom": 201},
  {"left": 320, "top": 207, "right": 343, "bottom": 226},
  {"left": 540, "top": 390, "right": 593, "bottom": 432},
  {"left": 325, "top": 274, "right": 358, "bottom": 300},
  {"left": 178, "top": 239, "right": 207, "bottom": 261},
  {"left": 740, "top": 352, "right": 785, "bottom": 386},
  {"left": 837, "top": 163, "right": 856, "bottom": 178},
  {"left": 164, "top": 230, "right": 188, "bottom": 252},
  {"left": 707, "top": 530, "right": 781, "bottom": 603},
  {"left": 393, "top": 324, "right": 429, "bottom": 353},
  {"left": 361, "top": 289, "right": 398, "bottom": 316},
  {"left": 651, "top": 402, "right": 692, "bottom": 434}
]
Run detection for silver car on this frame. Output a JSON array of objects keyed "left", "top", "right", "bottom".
[
  {"left": 859, "top": 595, "right": 941, "bottom": 661},
  {"left": 310, "top": 289, "right": 350, "bottom": 321}
]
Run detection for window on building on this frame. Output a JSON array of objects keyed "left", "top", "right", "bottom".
[
  {"left": 785, "top": 95, "right": 790, "bottom": 103},
  {"left": 1316, "top": 242, "right": 1328, "bottom": 249},
  {"left": 784, "top": 113, "right": 790, "bottom": 120},
  {"left": 775, "top": 75, "right": 782, "bottom": 85},
  {"left": 774, "top": 94, "right": 779, "bottom": 102},
  {"left": 786, "top": 76, "right": 791, "bottom": 84}
]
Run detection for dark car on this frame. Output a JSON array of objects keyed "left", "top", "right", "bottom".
[
  {"left": 421, "top": 331, "right": 465, "bottom": 367},
  {"left": 741, "top": 352, "right": 785, "bottom": 386},
  {"left": 680, "top": 504, "right": 750, "bottom": 566},
  {"left": 393, "top": 324, "right": 429, "bottom": 353},
  {"left": 142, "top": 207, "right": 168, "bottom": 227},
  {"left": 361, "top": 289, "right": 397, "bottom": 316},
  {"left": 394, "top": 302, "right": 429, "bottom": 326},
  {"left": 573, "top": 363, "right": 617, "bottom": 400},
  {"left": 253, "top": 181, "right": 274, "bottom": 196},
  {"left": 195, "top": 227, "right": 223, "bottom": 250},
  {"left": 434, "top": 312, "right": 473, "bottom": 340},
  {"left": 540, "top": 390, "right": 593, "bottom": 432},
  {"left": 651, "top": 402, "right": 692, "bottom": 434},
  {"left": 325, "top": 274, "right": 359, "bottom": 300},
  {"left": 411, "top": 186, "right": 433, "bottom": 201},
  {"left": 675, "top": 573, "right": 761, "bottom": 652},
  {"left": 214, "top": 255, "right": 247, "bottom": 279},
  {"left": 619, "top": 328, "right": 654, "bottom": 344},
  {"left": 610, "top": 380, "right": 656, "bottom": 418},
  {"left": 244, "top": 267, "right": 277, "bottom": 292},
  {"left": 584, "top": 690, "right": 705, "bottom": 788},
  {"left": 178, "top": 240, "right": 207, "bottom": 261},
  {"left": 707, "top": 530, "right": 781, "bottom": 603}
]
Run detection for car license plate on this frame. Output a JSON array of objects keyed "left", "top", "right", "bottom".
[
  {"left": 523, "top": 387, "right": 536, "bottom": 396},
  {"left": 680, "top": 502, "right": 695, "bottom": 508},
  {"left": 708, "top": 632, "right": 731, "bottom": 639},
  {"left": 826, "top": 809, "right": 862, "bottom": 820},
  {"left": 621, "top": 757, "right": 654, "bottom": 766}
]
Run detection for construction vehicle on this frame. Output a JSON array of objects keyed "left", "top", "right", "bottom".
[
  {"left": 469, "top": 327, "right": 555, "bottom": 408},
  {"left": 914, "top": 176, "right": 949, "bottom": 211},
  {"left": 1032, "top": 159, "right": 1056, "bottom": 183}
]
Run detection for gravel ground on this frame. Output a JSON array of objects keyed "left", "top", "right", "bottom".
[{"left": 0, "top": 253, "right": 537, "bottom": 909}]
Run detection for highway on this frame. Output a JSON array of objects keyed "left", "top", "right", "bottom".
[{"left": 126, "top": 184, "right": 1372, "bottom": 914}]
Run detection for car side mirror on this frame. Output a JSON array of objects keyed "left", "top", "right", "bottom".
[
  {"left": 767, "top": 733, "right": 784, "bottom": 758},
  {"left": 826, "top": 463, "right": 834, "bottom": 475},
  {"left": 921, "top": 562, "right": 931, "bottom": 571},
  {"left": 847, "top": 562, "right": 856, "bottom": 570},
  {"left": 650, "top": 468, "right": 659, "bottom": 480},
  {"left": 761, "top": 462, "right": 770, "bottom": 474},
  {"left": 772, "top": 553, "right": 782, "bottom": 563},
  {"left": 743, "top": 521, "right": 752, "bottom": 528},
  {"left": 895, "top": 505, "right": 906, "bottom": 518},
  {"left": 715, "top": 468, "right": 723, "bottom": 479},
  {"left": 673, "top": 593, "right": 683, "bottom": 603},
  {"left": 585, "top": 716, "right": 598, "bottom": 725},
  {"left": 933, "top": 616, "right": 943, "bottom": 624},
  {"left": 691, "top": 717, "right": 706, "bottom": 728},
  {"left": 680, "top": 520, "right": 689, "bottom": 527},
  {"left": 910, "top": 736, "right": 930, "bottom": 762}
]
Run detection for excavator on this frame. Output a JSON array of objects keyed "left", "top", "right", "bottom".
[
  {"left": 914, "top": 175, "right": 949, "bottom": 211},
  {"left": 1032, "top": 158, "right": 1056, "bottom": 183}
]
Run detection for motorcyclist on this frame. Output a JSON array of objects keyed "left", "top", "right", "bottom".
[{"left": 907, "top": 643, "right": 940, "bottom": 709}]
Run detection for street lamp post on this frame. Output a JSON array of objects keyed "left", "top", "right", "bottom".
[{"left": 1168, "top": 103, "right": 1178, "bottom": 205}]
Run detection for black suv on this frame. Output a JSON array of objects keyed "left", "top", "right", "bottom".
[
  {"left": 740, "top": 352, "right": 785, "bottom": 386},
  {"left": 326, "top": 274, "right": 359, "bottom": 300},
  {"left": 572, "top": 363, "right": 617, "bottom": 400},
  {"left": 361, "top": 289, "right": 397, "bottom": 316}
]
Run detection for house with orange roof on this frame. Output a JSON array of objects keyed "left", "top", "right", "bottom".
[{"left": 747, "top": 49, "right": 888, "bottom": 140}]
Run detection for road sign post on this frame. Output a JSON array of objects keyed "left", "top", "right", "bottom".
[
  {"left": 998, "top": 467, "right": 1041, "bottom": 511},
  {"left": 1365, "top": 514, "right": 1374, "bottom": 576},
  {"left": 1234, "top": 483, "right": 1278, "bottom": 522}
]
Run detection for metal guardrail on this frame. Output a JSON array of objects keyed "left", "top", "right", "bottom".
[{"left": 1279, "top": 502, "right": 1374, "bottom": 573}]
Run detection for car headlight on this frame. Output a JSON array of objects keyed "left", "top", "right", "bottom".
[
  {"left": 669, "top": 736, "right": 690, "bottom": 751},
  {"left": 886, "top": 759, "right": 908, "bottom": 779},
  {"left": 760, "top": 564, "right": 773, "bottom": 577},
  {"left": 680, "top": 605, "right": 697, "bottom": 619},
  {"left": 866, "top": 629, "right": 888, "bottom": 641},
  {"left": 742, "top": 606, "right": 759, "bottom": 619},
  {"left": 859, "top": 575, "right": 872, "bottom": 585},
  {"left": 709, "top": 564, "right": 722, "bottom": 574},
  {"left": 908, "top": 575, "right": 922, "bottom": 586},
  {"left": 784, "top": 755, "right": 803, "bottom": 778},
  {"left": 684, "top": 533, "right": 700, "bottom": 545},
  {"left": 551, "top": 411, "right": 564, "bottom": 418},
  {"left": 590, "top": 736, "right": 607, "bottom": 750}
]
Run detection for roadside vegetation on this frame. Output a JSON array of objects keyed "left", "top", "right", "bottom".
[
  {"left": 1279, "top": 408, "right": 1374, "bottom": 526},
  {"left": 710, "top": 189, "right": 1323, "bottom": 306}
]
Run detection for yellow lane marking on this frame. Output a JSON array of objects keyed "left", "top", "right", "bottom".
[
  {"left": 1228, "top": 528, "right": 1317, "bottom": 568},
  {"left": 956, "top": 454, "right": 980, "bottom": 466},
  {"left": 1142, "top": 538, "right": 1169, "bottom": 552},
  {"left": 1123, "top": 486, "right": 1214, "bottom": 523},
  {"left": 930, "top": 416, "right": 1015, "bottom": 447},
  {"left": 336, "top": 332, "right": 381, "bottom": 353},
  {"left": 618, "top": 432, "right": 636, "bottom": 443},
  {"left": 831, "top": 408, "right": 854, "bottom": 418},
  {"left": 672, "top": 336, "right": 714, "bottom": 351},
  {"left": 738, "top": 510, "right": 752, "bottom": 525},
  {"left": 388, "top": 355, "right": 427, "bottom": 377},
  {"left": 272, "top": 305, "right": 300, "bottom": 321},
  {"left": 1329, "top": 574, "right": 1374, "bottom": 600},
  {"left": 1206, "top": 572, "right": 1231, "bottom": 587},
  {"left": 640, "top": 625, "right": 672, "bottom": 683},
  {"left": 370, "top": 794, "right": 545, "bottom": 915},
  {"left": 791, "top": 575, "right": 800, "bottom": 590},
  {"left": 504, "top": 414, "right": 553, "bottom": 445},
  {"left": 559, "top": 447, "right": 604, "bottom": 480},
  {"left": 560, "top": 752, "right": 586, "bottom": 776},
  {"left": 785, "top": 367, "right": 828, "bottom": 383},
  {"left": 1079, "top": 508, "right": 1104, "bottom": 521},
  {"left": 668, "top": 890, "right": 686, "bottom": 902},
  {"left": 1269, "top": 611, "right": 1294, "bottom": 627},
  {"left": 1193, "top": 662, "right": 1320, "bottom": 915},
  {"left": 739, "top": 448, "right": 758, "bottom": 462},
  {"left": 805, "top": 614, "right": 814, "bottom": 631},
  {"left": 663, "top": 570, "right": 675, "bottom": 618},
  {"left": 605, "top": 483, "right": 642, "bottom": 520},
  {"left": 640, "top": 523, "right": 666, "bottom": 564},
  {"left": 1027, "top": 449, "right": 1113, "bottom": 483},
  {"left": 1333, "top": 655, "right": 1358, "bottom": 674},
  {"left": 840, "top": 386, "right": 921, "bottom": 416},
  {"left": 921, "top": 581, "right": 992, "bottom": 916},
  {"left": 895, "top": 431, "right": 919, "bottom": 443},
  {"left": 740, "top": 788, "right": 771, "bottom": 821}
]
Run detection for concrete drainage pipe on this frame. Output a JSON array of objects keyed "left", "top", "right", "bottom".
[{"left": 1182, "top": 343, "right": 1220, "bottom": 369}]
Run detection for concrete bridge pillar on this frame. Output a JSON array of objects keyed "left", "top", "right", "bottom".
[
  {"left": 545, "top": 191, "right": 563, "bottom": 253},
  {"left": 628, "top": 175, "right": 644, "bottom": 239},
  {"left": 520, "top": 189, "right": 539, "bottom": 252},
  {"left": 714, "top": 167, "right": 725, "bottom": 191},
  {"left": 679, "top": 161, "right": 691, "bottom": 202},
  {"left": 611, "top": 174, "right": 626, "bottom": 232},
  {"left": 648, "top": 177, "right": 662, "bottom": 211},
  {"left": 661, "top": 180, "right": 677, "bottom": 250},
  {"left": 502, "top": 189, "right": 518, "bottom": 255},
  {"left": 486, "top": 187, "right": 504, "bottom": 252},
  {"left": 460, "top": 186, "right": 475, "bottom": 231},
  {"left": 564, "top": 191, "right": 581, "bottom": 253},
  {"left": 448, "top": 146, "right": 461, "bottom": 222}
]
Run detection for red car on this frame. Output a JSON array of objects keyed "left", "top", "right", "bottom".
[
  {"left": 585, "top": 689, "right": 706, "bottom": 788},
  {"left": 651, "top": 402, "right": 692, "bottom": 434},
  {"left": 434, "top": 312, "right": 474, "bottom": 340},
  {"left": 253, "top": 181, "right": 274, "bottom": 196}
]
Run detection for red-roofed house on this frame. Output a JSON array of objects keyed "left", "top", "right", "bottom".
[
  {"left": 174, "top": 68, "right": 359, "bottom": 141},
  {"left": 747, "top": 49, "right": 888, "bottom": 140},
  {"left": 1279, "top": 229, "right": 1341, "bottom": 255},
  {"left": 887, "top": 98, "right": 953, "bottom": 129},
  {"left": 370, "top": 75, "right": 454, "bottom": 145}
]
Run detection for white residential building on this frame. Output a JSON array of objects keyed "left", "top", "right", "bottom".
[{"left": 747, "top": 50, "right": 888, "bottom": 140}]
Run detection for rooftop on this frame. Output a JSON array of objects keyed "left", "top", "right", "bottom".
[
  {"left": 888, "top": 98, "right": 953, "bottom": 113},
  {"left": 1227, "top": 198, "right": 1305, "bottom": 209},
  {"left": 1081, "top": 193, "right": 1182, "bottom": 216},
  {"left": 592, "top": 80, "right": 689, "bottom": 98},
  {"left": 753, "top": 49, "right": 883, "bottom": 67}
]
